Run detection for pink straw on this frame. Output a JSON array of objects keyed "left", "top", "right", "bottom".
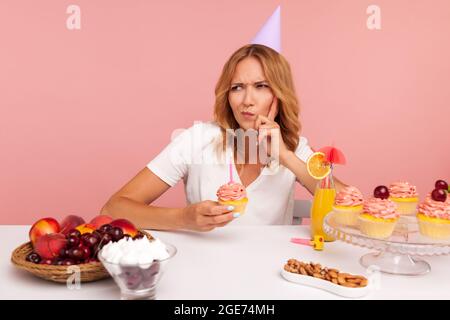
[
  {"left": 290, "top": 238, "right": 312, "bottom": 246},
  {"left": 229, "top": 156, "right": 234, "bottom": 183}
]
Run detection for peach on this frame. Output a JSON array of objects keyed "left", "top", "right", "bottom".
[
  {"left": 89, "top": 215, "right": 113, "bottom": 229},
  {"left": 29, "top": 217, "right": 60, "bottom": 245},
  {"left": 110, "top": 219, "right": 138, "bottom": 237},
  {"left": 60, "top": 215, "right": 85, "bottom": 235},
  {"left": 75, "top": 223, "right": 96, "bottom": 235},
  {"left": 34, "top": 233, "right": 67, "bottom": 259}
]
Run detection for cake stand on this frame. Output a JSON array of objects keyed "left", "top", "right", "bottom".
[{"left": 323, "top": 212, "right": 450, "bottom": 276}]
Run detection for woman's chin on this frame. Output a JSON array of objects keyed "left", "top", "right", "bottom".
[
  {"left": 237, "top": 120, "right": 256, "bottom": 131},
  {"left": 239, "top": 125, "right": 255, "bottom": 131}
]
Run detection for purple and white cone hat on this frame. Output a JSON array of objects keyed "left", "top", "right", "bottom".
[{"left": 250, "top": 5, "right": 281, "bottom": 53}]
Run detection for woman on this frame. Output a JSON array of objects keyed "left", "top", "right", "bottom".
[{"left": 100, "top": 44, "right": 347, "bottom": 231}]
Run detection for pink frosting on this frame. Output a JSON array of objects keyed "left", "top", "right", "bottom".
[
  {"left": 216, "top": 182, "right": 247, "bottom": 201},
  {"left": 389, "top": 181, "right": 419, "bottom": 198},
  {"left": 335, "top": 186, "right": 363, "bottom": 206},
  {"left": 418, "top": 194, "right": 450, "bottom": 220},
  {"left": 363, "top": 197, "right": 399, "bottom": 219}
]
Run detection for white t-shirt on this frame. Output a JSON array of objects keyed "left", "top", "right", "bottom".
[{"left": 146, "top": 121, "right": 313, "bottom": 225}]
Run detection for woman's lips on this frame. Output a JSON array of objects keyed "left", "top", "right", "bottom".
[{"left": 241, "top": 111, "right": 255, "bottom": 119}]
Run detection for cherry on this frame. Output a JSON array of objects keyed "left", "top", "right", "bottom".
[
  {"left": 58, "top": 248, "right": 67, "bottom": 258},
  {"left": 26, "top": 252, "right": 41, "bottom": 264},
  {"left": 141, "top": 262, "right": 160, "bottom": 280},
  {"left": 69, "top": 248, "right": 84, "bottom": 260},
  {"left": 109, "top": 227, "right": 124, "bottom": 242},
  {"left": 98, "top": 224, "right": 113, "bottom": 234},
  {"left": 80, "top": 233, "right": 92, "bottom": 246},
  {"left": 431, "top": 188, "right": 447, "bottom": 202},
  {"left": 67, "top": 229, "right": 81, "bottom": 238},
  {"left": 435, "top": 180, "right": 448, "bottom": 191},
  {"left": 101, "top": 233, "right": 112, "bottom": 244},
  {"left": 79, "top": 246, "right": 91, "bottom": 260},
  {"left": 124, "top": 273, "right": 142, "bottom": 290},
  {"left": 92, "top": 230, "right": 103, "bottom": 239},
  {"left": 67, "top": 235, "right": 80, "bottom": 248},
  {"left": 82, "top": 233, "right": 100, "bottom": 248},
  {"left": 63, "top": 259, "right": 75, "bottom": 266},
  {"left": 374, "top": 185, "right": 389, "bottom": 200}
]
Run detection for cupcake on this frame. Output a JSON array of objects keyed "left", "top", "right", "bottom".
[
  {"left": 216, "top": 182, "right": 248, "bottom": 215},
  {"left": 417, "top": 188, "right": 450, "bottom": 239},
  {"left": 332, "top": 186, "right": 364, "bottom": 226},
  {"left": 388, "top": 181, "right": 419, "bottom": 215},
  {"left": 358, "top": 196, "right": 399, "bottom": 239}
]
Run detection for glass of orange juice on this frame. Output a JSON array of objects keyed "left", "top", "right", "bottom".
[{"left": 307, "top": 152, "right": 336, "bottom": 242}]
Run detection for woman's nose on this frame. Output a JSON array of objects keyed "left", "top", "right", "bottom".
[{"left": 242, "top": 86, "right": 255, "bottom": 107}]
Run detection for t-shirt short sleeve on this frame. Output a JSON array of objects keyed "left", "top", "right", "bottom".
[
  {"left": 146, "top": 129, "right": 193, "bottom": 187},
  {"left": 295, "top": 136, "right": 314, "bottom": 162}
]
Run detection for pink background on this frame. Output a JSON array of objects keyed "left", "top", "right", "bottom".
[{"left": 1, "top": 0, "right": 449, "bottom": 224}]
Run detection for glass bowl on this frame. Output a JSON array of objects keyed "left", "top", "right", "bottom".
[{"left": 98, "top": 243, "right": 177, "bottom": 300}]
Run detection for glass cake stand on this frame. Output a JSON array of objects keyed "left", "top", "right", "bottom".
[{"left": 323, "top": 211, "right": 450, "bottom": 276}]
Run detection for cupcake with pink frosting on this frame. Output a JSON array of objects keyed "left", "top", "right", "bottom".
[
  {"left": 332, "top": 186, "right": 364, "bottom": 226},
  {"left": 388, "top": 181, "right": 419, "bottom": 215},
  {"left": 417, "top": 191, "right": 450, "bottom": 239},
  {"left": 358, "top": 196, "right": 399, "bottom": 239},
  {"left": 216, "top": 182, "right": 248, "bottom": 215}
]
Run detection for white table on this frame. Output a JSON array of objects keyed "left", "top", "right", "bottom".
[{"left": 2, "top": 225, "right": 449, "bottom": 299}]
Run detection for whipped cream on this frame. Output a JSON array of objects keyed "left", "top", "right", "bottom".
[
  {"left": 334, "top": 186, "right": 364, "bottom": 206},
  {"left": 217, "top": 181, "right": 247, "bottom": 201},
  {"left": 418, "top": 194, "right": 450, "bottom": 220},
  {"left": 389, "top": 181, "right": 419, "bottom": 198},
  {"left": 363, "top": 197, "right": 399, "bottom": 219},
  {"left": 100, "top": 237, "right": 169, "bottom": 268}
]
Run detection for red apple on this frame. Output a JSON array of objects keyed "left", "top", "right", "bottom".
[
  {"left": 34, "top": 233, "right": 67, "bottom": 259},
  {"left": 29, "top": 218, "right": 60, "bottom": 245},
  {"left": 60, "top": 215, "right": 85, "bottom": 235},
  {"left": 110, "top": 219, "right": 138, "bottom": 237},
  {"left": 89, "top": 215, "right": 113, "bottom": 229},
  {"left": 75, "top": 223, "right": 96, "bottom": 235}
]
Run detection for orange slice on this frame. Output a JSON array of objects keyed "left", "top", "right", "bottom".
[{"left": 307, "top": 152, "right": 331, "bottom": 179}]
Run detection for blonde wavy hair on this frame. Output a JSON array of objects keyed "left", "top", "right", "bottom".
[{"left": 213, "top": 44, "right": 301, "bottom": 155}]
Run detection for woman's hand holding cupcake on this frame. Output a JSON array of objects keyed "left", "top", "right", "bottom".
[
  {"left": 181, "top": 201, "right": 237, "bottom": 232},
  {"left": 181, "top": 178, "right": 249, "bottom": 232},
  {"left": 216, "top": 181, "right": 248, "bottom": 216}
]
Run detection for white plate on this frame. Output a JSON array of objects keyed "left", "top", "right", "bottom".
[{"left": 281, "top": 269, "right": 370, "bottom": 298}]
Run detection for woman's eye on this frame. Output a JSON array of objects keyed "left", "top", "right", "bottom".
[{"left": 230, "top": 84, "right": 269, "bottom": 91}]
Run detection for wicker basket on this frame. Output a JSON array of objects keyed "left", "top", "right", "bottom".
[{"left": 11, "top": 230, "right": 153, "bottom": 283}]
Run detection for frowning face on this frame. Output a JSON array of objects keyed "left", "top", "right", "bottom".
[{"left": 228, "top": 56, "right": 275, "bottom": 130}]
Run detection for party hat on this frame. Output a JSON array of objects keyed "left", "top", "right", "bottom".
[{"left": 251, "top": 5, "right": 281, "bottom": 53}]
